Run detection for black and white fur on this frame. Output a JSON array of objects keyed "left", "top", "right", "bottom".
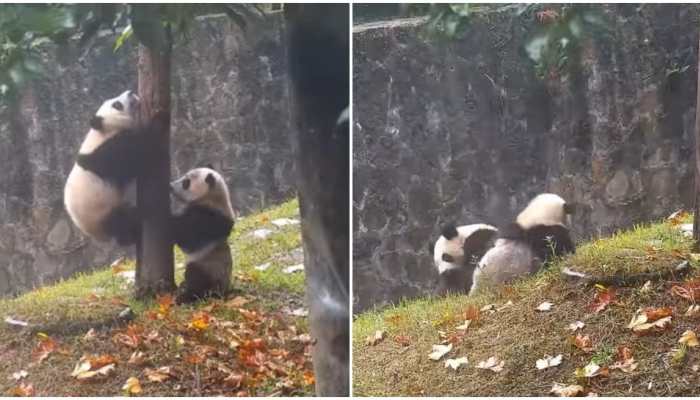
[
  {"left": 470, "top": 193, "right": 575, "bottom": 295},
  {"left": 64, "top": 90, "right": 163, "bottom": 246},
  {"left": 432, "top": 223, "right": 498, "bottom": 295},
  {"left": 170, "top": 166, "right": 235, "bottom": 303}
]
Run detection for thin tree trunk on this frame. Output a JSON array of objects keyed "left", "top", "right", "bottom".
[
  {"left": 285, "top": 4, "right": 350, "bottom": 396},
  {"left": 694, "top": 36, "right": 700, "bottom": 251},
  {"left": 135, "top": 39, "right": 175, "bottom": 297}
]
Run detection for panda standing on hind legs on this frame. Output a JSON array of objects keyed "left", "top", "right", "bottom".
[
  {"left": 169, "top": 166, "right": 235, "bottom": 304},
  {"left": 64, "top": 90, "right": 168, "bottom": 246}
]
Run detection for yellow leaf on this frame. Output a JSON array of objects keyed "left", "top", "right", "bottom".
[
  {"left": 122, "top": 377, "right": 142, "bottom": 395},
  {"left": 679, "top": 330, "right": 699, "bottom": 347}
]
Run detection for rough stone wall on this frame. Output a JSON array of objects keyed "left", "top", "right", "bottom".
[
  {"left": 353, "top": 5, "right": 699, "bottom": 312},
  {"left": 0, "top": 14, "right": 296, "bottom": 297}
]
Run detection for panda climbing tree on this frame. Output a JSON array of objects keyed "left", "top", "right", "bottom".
[{"left": 0, "top": 4, "right": 350, "bottom": 396}]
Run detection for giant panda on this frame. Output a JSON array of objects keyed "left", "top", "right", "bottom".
[
  {"left": 64, "top": 90, "right": 166, "bottom": 246},
  {"left": 169, "top": 166, "right": 235, "bottom": 303},
  {"left": 469, "top": 193, "right": 575, "bottom": 295},
  {"left": 432, "top": 223, "right": 498, "bottom": 295}
]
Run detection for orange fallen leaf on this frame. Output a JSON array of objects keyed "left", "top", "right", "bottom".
[
  {"left": 671, "top": 279, "right": 700, "bottom": 302},
  {"left": 610, "top": 346, "right": 638, "bottom": 373},
  {"left": 394, "top": 334, "right": 411, "bottom": 347},
  {"left": 303, "top": 370, "right": 315, "bottom": 386},
  {"left": 188, "top": 312, "right": 211, "bottom": 331},
  {"left": 573, "top": 334, "right": 594, "bottom": 353},
  {"left": 31, "top": 334, "right": 57, "bottom": 363},
  {"left": 156, "top": 294, "right": 175, "bottom": 317},
  {"left": 144, "top": 367, "right": 173, "bottom": 383},
  {"left": 645, "top": 307, "right": 673, "bottom": 321},
  {"left": 588, "top": 287, "right": 616, "bottom": 313},
  {"left": 8, "top": 383, "right": 34, "bottom": 396}
]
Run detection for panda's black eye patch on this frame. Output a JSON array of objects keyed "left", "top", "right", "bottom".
[
  {"left": 112, "top": 101, "right": 124, "bottom": 111},
  {"left": 182, "top": 178, "right": 190, "bottom": 190}
]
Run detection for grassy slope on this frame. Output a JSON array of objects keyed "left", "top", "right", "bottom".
[
  {"left": 353, "top": 216, "right": 700, "bottom": 396},
  {"left": 0, "top": 198, "right": 313, "bottom": 396}
]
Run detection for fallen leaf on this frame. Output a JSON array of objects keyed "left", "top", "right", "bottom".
[
  {"left": 127, "top": 351, "right": 146, "bottom": 366},
  {"left": 536, "top": 354, "right": 563, "bottom": 370},
  {"left": 31, "top": 334, "right": 57, "bottom": 363},
  {"left": 480, "top": 304, "right": 495, "bottom": 312},
  {"left": 640, "top": 280, "right": 653, "bottom": 293},
  {"left": 497, "top": 300, "right": 514, "bottom": 311},
  {"left": 303, "top": 370, "right": 315, "bottom": 386},
  {"left": 283, "top": 264, "right": 304, "bottom": 274},
  {"left": 82, "top": 328, "right": 97, "bottom": 341},
  {"left": 455, "top": 320, "right": 471, "bottom": 331},
  {"left": 224, "top": 373, "right": 244, "bottom": 388},
  {"left": 365, "top": 330, "right": 385, "bottom": 346},
  {"left": 444, "top": 357, "right": 469, "bottom": 370},
  {"left": 610, "top": 346, "right": 638, "bottom": 373},
  {"left": 11, "top": 370, "right": 28, "bottom": 381},
  {"left": 476, "top": 356, "right": 504, "bottom": 372},
  {"left": 393, "top": 335, "right": 411, "bottom": 347},
  {"left": 536, "top": 301, "right": 553, "bottom": 312},
  {"left": 551, "top": 383, "right": 584, "bottom": 397},
  {"left": 627, "top": 308, "right": 672, "bottom": 334},
  {"left": 671, "top": 279, "right": 700, "bottom": 302},
  {"left": 188, "top": 312, "right": 211, "bottom": 331},
  {"left": 575, "top": 361, "right": 608, "bottom": 378},
  {"left": 225, "top": 296, "right": 251, "bottom": 308},
  {"left": 429, "top": 343, "right": 452, "bottom": 361},
  {"left": 568, "top": 321, "right": 585, "bottom": 331},
  {"left": 145, "top": 367, "right": 173, "bottom": 383},
  {"left": 685, "top": 305, "right": 700, "bottom": 317},
  {"left": 679, "top": 330, "right": 699, "bottom": 347},
  {"left": 122, "top": 377, "right": 142, "bottom": 395},
  {"left": 667, "top": 210, "right": 689, "bottom": 225},
  {"left": 71, "top": 360, "right": 115, "bottom": 380},
  {"left": 8, "top": 383, "right": 34, "bottom": 396},
  {"left": 588, "top": 287, "right": 616, "bottom": 313},
  {"left": 110, "top": 257, "right": 128, "bottom": 273},
  {"left": 254, "top": 262, "right": 271, "bottom": 271},
  {"left": 573, "top": 334, "right": 594, "bottom": 353},
  {"left": 4, "top": 317, "right": 29, "bottom": 327},
  {"left": 156, "top": 294, "right": 174, "bottom": 316}
]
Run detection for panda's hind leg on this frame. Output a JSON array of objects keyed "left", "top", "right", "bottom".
[
  {"left": 176, "top": 262, "right": 227, "bottom": 304},
  {"left": 104, "top": 205, "right": 142, "bottom": 246}
]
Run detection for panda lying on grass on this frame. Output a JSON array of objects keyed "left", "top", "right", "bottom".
[{"left": 434, "top": 193, "right": 576, "bottom": 296}]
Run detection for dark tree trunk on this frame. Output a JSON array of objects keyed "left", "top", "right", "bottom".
[
  {"left": 694, "top": 37, "right": 700, "bottom": 251},
  {"left": 135, "top": 40, "right": 175, "bottom": 297},
  {"left": 285, "top": 4, "right": 350, "bottom": 396}
]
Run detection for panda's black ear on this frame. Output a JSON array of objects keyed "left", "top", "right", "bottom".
[
  {"left": 90, "top": 116, "right": 104, "bottom": 131},
  {"left": 206, "top": 163, "right": 215, "bottom": 170},
  {"left": 205, "top": 173, "right": 216, "bottom": 188},
  {"left": 442, "top": 253, "right": 455, "bottom": 263}
]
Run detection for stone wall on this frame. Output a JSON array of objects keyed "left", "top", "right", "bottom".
[
  {"left": 353, "top": 5, "right": 699, "bottom": 312},
  {"left": 0, "top": 14, "right": 296, "bottom": 297}
]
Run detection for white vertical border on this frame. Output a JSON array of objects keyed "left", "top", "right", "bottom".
[{"left": 347, "top": 1, "right": 354, "bottom": 396}]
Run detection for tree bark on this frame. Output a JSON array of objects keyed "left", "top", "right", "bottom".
[
  {"left": 694, "top": 36, "right": 700, "bottom": 251},
  {"left": 285, "top": 4, "right": 350, "bottom": 396},
  {"left": 135, "top": 38, "right": 175, "bottom": 297}
]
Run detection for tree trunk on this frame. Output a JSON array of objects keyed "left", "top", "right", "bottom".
[
  {"left": 135, "top": 39, "right": 175, "bottom": 297},
  {"left": 285, "top": 4, "right": 349, "bottom": 396},
  {"left": 694, "top": 36, "right": 700, "bottom": 251}
]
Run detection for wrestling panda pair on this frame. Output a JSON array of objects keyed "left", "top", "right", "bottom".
[
  {"left": 64, "top": 90, "right": 234, "bottom": 303},
  {"left": 432, "top": 193, "right": 575, "bottom": 296}
]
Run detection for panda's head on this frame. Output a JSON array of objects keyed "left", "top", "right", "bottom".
[
  {"left": 90, "top": 90, "right": 140, "bottom": 133},
  {"left": 516, "top": 193, "right": 574, "bottom": 229},
  {"left": 440, "top": 224, "right": 464, "bottom": 264},
  {"left": 170, "top": 166, "right": 234, "bottom": 218}
]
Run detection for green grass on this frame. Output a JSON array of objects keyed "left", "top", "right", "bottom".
[
  {"left": 0, "top": 197, "right": 313, "bottom": 396},
  {"left": 353, "top": 215, "right": 700, "bottom": 397}
]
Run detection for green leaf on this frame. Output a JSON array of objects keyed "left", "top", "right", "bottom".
[
  {"left": 449, "top": 4, "right": 470, "bottom": 17},
  {"left": 113, "top": 25, "right": 133, "bottom": 52}
]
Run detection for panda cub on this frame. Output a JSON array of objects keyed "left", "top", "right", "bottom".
[
  {"left": 469, "top": 193, "right": 575, "bottom": 295},
  {"left": 64, "top": 90, "right": 166, "bottom": 245},
  {"left": 170, "top": 166, "right": 235, "bottom": 303},
  {"left": 432, "top": 223, "right": 498, "bottom": 295}
]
